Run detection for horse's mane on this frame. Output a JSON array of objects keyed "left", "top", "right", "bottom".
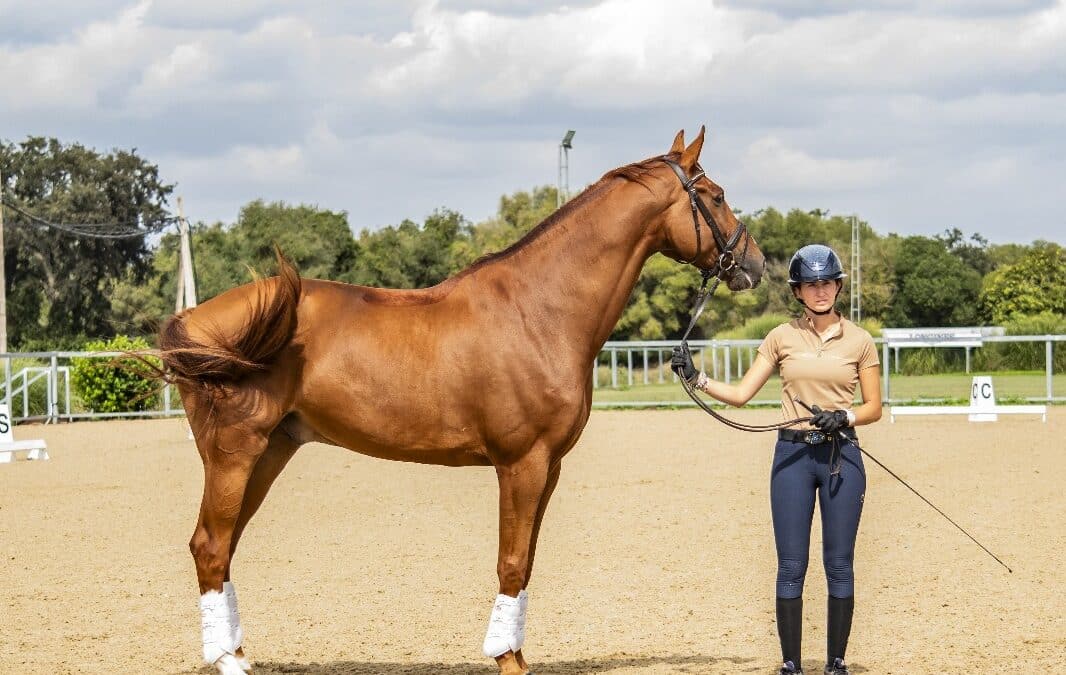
[
  {"left": 350, "top": 152, "right": 676, "bottom": 305},
  {"left": 453, "top": 153, "right": 675, "bottom": 280}
]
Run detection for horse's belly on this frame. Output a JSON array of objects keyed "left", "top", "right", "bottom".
[{"left": 297, "top": 403, "right": 494, "bottom": 468}]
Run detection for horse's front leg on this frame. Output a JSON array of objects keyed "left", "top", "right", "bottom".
[
  {"left": 484, "top": 449, "right": 554, "bottom": 675},
  {"left": 512, "top": 461, "right": 561, "bottom": 672}
]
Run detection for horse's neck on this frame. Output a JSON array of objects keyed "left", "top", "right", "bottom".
[{"left": 478, "top": 181, "right": 661, "bottom": 363}]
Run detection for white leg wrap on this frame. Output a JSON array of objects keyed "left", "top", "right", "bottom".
[
  {"left": 516, "top": 589, "right": 528, "bottom": 651},
  {"left": 222, "top": 582, "right": 250, "bottom": 671},
  {"left": 200, "top": 591, "right": 237, "bottom": 667},
  {"left": 482, "top": 592, "right": 527, "bottom": 658}
]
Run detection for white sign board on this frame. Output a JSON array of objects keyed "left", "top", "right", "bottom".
[
  {"left": 882, "top": 327, "right": 985, "bottom": 348},
  {"left": 968, "top": 376, "right": 997, "bottom": 422},
  {"left": 0, "top": 404, "right": 49, "bottom": 462},
  {"left": 0, "top": 404, "right": 13, "bottom": 444}
]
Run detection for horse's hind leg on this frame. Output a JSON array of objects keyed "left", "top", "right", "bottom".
[
  {"left": 190, "top": 427, "right": 270, "bottom": 675},
  {"left": 223, "top": 430, "right": 301, "bottom": 672}
]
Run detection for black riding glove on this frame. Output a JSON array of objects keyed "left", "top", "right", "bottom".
[
  {"left": 809, "top": 405, "right": 850, "bottom": 434},
  {"left": 671, "top": 342, "right": 700, "bottom": 384}
]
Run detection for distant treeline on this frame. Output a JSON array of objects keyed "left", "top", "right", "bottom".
[{"left": 2, "top": 137, "right": 1064, "bottom": 351}]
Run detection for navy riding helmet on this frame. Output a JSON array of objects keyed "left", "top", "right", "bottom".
[{"left": 787, "top": 244, "right": 847, "bottom": 286}]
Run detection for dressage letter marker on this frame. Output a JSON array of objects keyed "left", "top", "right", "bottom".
[{"left": 0, "top": 404, "right": 49, "bottom": 463}]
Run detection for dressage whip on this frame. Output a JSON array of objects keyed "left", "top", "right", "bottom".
[
  {"left": 671, "top": 329, "right": 1013, "bottom": 573},
  {"left": 792, "top": 398, "right": 1012, "bottom": 574}
]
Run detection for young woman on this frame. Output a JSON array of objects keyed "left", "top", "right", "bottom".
[{"left": 672, "top": 244, "right": 882, "bottom": 675}]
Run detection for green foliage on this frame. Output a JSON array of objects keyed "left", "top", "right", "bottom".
[
  {"left": 857, "top": 317, "right": 883, "bottom": 338},
  {"left": 346, "top": 209, "right": 470, "bottom": 288},
  {"left": 980, "top": 243, "right": 1066, "bottom": 325},
  {"left": 613, "top": 256, "right": 704, "bottom": 340},
  {"left": 718, "top": 313, "right": 794, "bottom": 340},
  {"left": 1, "top": 137, "right": 173, "bottom": 346},
  {"left": 234, "top": 200, "right": 357, "bottom": 281},
  {"left": 450, "top": 186, "right": 558, "bottom": 272},
  {"left": 937, "top": 228, "right": 994, "bottom": 276},
  {"left": 897, "top": 348, "right": 959, "bottom": 376},
  {"left": 975, "top": 312, "right": 1066, "bottom": 372},
  {"left": 4, "top": 357, "right": 50, "bottom": 416},
  {"left": 111, "top": 202, "right": 359, "bottom": 333},
  {"left": 70, "top": 335, "right": 159, "bottom": 413},
  {"left": 886, "top": 236, "right": 984, "bottom": 327}
]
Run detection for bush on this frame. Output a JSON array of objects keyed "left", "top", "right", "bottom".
[
  {"left": 2, "top": 357, "right": 50, "bottom": 417},
  {"left": 974, "top": 312, "right": 1066, "bottom": 372},
  {"left": 70, "top": 335, "right": 160, "bottom": 413},
  {"left": 718, "top": 313, "right": 793, "bottom": 340}
]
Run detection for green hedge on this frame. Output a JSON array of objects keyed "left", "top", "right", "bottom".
[{"left": 70, "top": 335, "right": 160, "bottom": 413}]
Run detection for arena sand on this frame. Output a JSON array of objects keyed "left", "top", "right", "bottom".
[{"left": 1, "top": 409, "right": 1062, "bottom": 674}]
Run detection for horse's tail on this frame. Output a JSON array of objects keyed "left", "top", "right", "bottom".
[{"left": 158, "top": 249, "right": 302, "bottom": 391}]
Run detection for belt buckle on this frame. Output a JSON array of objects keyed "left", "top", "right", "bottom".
[{"left": 803, "top": 430, "right": 826, "bottom": 444}]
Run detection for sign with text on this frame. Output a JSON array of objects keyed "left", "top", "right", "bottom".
[
  {"left": 969, "top": 376, "right": 998, "bottom": 422},
  {"left": 882, "top": 327, "right": 1001, "bottom": 348}
]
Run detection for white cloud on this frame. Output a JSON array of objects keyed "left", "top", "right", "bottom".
[
  {"left": 1, "top": 1, "right": 1064, "bottom": 243},
  {"left": 739, "top": 136, "right": 896, "bottom": 191}
]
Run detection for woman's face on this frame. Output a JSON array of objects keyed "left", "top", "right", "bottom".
[{"left": 794, "top": 279, "right": 840, "bottom": 313}]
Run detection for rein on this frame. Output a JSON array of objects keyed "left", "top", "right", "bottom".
[
  {"left": 659, "top": 159, "right": 1012, "bottom": 571},
  {"left": 664, "top": 156, "right": 810, "bottom": 433}
]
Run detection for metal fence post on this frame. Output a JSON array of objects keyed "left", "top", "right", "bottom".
[
  {"left": 882, "top": 341, "right": 890, "bottom": 403},
  {"left": 1047, "top": 339, "right": 1054, "bottom": 402},
  {"left": 610, "top": 349, "right": 618, "bottom": 388},
  {"left": 49, "top": 353, "right": 59, "bottom": 424},
  {"left": 3, "top": 356, "right": 10, "bottom": 413},
  {"left": 643, "top": 348, "right": 649, "bottom": 385},
  {"left": 724, "top": 345, "right": 731, "bottom": 384},
  {"left": 627, "top": 348, "right": 633, "bottom": 387}
]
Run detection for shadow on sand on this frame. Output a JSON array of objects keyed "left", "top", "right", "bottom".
[
  {"left": 188, "top": 654, "right": 871, "bottom": 674},
  {"left": 199, "top": 653, "right": 758, "bottom": 674}
]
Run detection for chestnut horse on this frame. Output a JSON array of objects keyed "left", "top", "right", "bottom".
[{"left": 158, "top": 128, "right": 764, "bottom": 675}]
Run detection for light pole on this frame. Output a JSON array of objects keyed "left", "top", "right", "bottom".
[{"left": 557, "top": 130, "right": 575, "bottom": 208}]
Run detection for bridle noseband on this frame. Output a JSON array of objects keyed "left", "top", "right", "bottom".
[
  {"left": 662, "top": 158, "right": 748, "bottom": 277},
  {"left": 663, "top": 157, "right": 752, "bottom": 343}
]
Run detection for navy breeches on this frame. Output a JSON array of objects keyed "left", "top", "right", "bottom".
[{"left": 770, "top": 438, "right": 866, "bottom": 599}]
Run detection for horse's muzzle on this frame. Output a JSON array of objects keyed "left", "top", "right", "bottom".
[{"left": 725, "top": 256, "right": 764, "bottom": 291}]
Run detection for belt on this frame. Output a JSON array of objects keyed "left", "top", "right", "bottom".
[{"left": 778, "top": 427, "right": 857, "bottom": 445}]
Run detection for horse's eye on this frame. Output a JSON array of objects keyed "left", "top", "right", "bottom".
[{"left": 713, "top": 194, "right": 725, "bottom": 206}]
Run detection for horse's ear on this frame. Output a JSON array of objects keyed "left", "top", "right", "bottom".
[
  {"left": 669, "top": 129, "right": 686, "bottom": 155},
  {"left": 679, "top": 125, "right": 706, "bottom": 170}
]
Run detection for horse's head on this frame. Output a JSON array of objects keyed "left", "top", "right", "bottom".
[{"left": 653, "top": 127, "right": 764, "bottom": 291}]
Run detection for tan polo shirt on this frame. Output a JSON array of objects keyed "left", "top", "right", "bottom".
[{"left": 756, "top": 313, "right": 880, "bottom": 427}]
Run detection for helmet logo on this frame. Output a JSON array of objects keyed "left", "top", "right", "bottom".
[{"left": 809, "top": 261, "right": 824, "bottom": 272}]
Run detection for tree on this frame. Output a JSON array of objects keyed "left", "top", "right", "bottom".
[
  {"left": 232, "top": 200, "right": 356, "bottom": 281},
  {"left": 1, "top": 137, "right": 173, "bottom": 347},
  {"left": 612, "top": 256, "right": 703, "bottom": 340},
  {"left": 937, "top": 228, "right": 994, "bottom": 276},
  {"left": 111, "top": 202, "right": 356, "bottom": 335},
  {"left": 450, "top": 186, "right": 559, "bottom": 272},
  {"left": 886, "top": 236, "right": 984, "bottom": 327},
  {"left": 980, "top": 243, "right": 1066, "bottom": 324}
]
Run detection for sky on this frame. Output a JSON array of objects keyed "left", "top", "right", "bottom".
[{"left": 2, "top": 0, "right": 1064, "bottom": 244}]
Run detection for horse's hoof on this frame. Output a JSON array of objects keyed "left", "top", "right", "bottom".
[{"left": 213, "top": 653, "right": 247, "bottom": 675}]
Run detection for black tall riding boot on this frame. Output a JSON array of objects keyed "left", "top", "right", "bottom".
[
  {"left": 826, "top": 594, "right": 854, "bottom": 673},
  {"left": 776, "top": 596, "right": 803, "bottom": 673}
]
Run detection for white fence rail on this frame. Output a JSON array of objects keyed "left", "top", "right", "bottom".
[{"left": 2, "top": 334, "right": 1063, "bottom": 421}]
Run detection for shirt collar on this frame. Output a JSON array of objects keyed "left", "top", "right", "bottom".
[{"left": 802, "top": 311, "right": 845, "bottom": 341}]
